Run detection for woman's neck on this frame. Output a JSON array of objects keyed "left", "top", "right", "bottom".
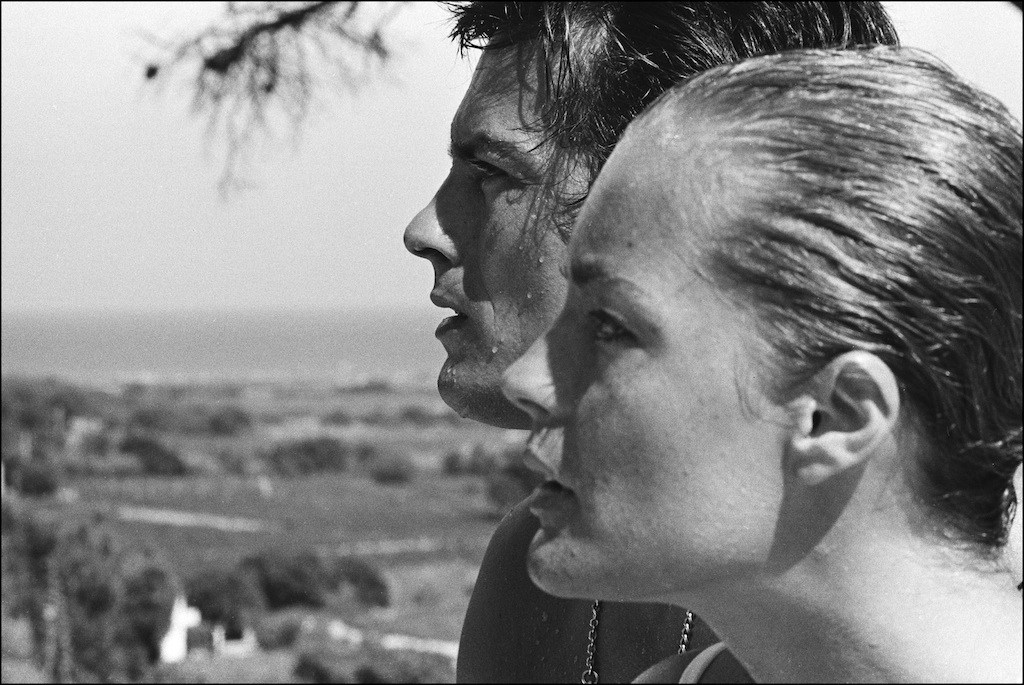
[{"left": 688, "top": 532, "right": 1022, "bottom": 683}]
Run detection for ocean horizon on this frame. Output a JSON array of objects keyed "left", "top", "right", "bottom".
[{"left": 1, "top": 308, "right": 448, "bottom": 388}]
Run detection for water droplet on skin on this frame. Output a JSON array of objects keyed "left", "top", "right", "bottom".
[
  {"left": 526, "top": 292, "right": 532, "bottom": 300},
  {"left": 491, "top": 346, "right": 498, "bottom": 354},
  {"left": 538, "top": 256, "right": 545, "bottom": 264}
]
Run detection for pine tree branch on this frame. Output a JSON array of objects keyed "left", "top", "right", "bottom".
[{"left": 141, "top": 1, "right": 407, "bottom": 195}]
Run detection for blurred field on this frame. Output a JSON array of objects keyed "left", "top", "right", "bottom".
[
  {"left": 51, "top": 472, "right": 497, "bottom": 571},
  {"left": 2, "top": 375, "right": 538, "bottom": 683}
]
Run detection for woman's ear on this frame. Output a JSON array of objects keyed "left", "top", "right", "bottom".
[{"left": 787, "top": 351, "right": 902, "bottom": 486}]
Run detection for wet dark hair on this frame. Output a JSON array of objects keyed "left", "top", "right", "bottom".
[
  {"left": 447, "top": 1, "right": 899, "bottom": 233},
  {"left": 651, "top": 47, "right": 1022, "bottom": 549}
]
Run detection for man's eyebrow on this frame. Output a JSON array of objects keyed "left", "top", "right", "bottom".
[{"left": 448, "top": 134, "right": 539, "bottom": 174}]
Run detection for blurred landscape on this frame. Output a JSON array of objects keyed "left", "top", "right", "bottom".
[{"left": 1, "top": 309, "right": 536, "bottom": 683}]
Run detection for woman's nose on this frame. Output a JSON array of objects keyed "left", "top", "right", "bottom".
[
  {"left": 403, "top": 195, "right": 458, "bottom": 270},
  {"left": 502, "top": 334, "right": 561, "bottom": 426}
]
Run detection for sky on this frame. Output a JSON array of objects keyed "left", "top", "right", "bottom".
[{"left": 2, "top": 1, "right": 1022, "bottom": 316}]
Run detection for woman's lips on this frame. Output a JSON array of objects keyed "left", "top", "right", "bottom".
[{"left": 528, "top": 480, "right": 577, "bottom": 531}]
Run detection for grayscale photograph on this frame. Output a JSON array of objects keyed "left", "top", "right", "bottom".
[{"left": 2, "top": 2, "right": 1021, "bottom": 683}]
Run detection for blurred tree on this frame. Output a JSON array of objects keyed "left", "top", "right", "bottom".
[
  {"left": 119, "top": 433, "right": 189, "bottom": 476},
  {"left": 185, "top": 567, "right": 265, "bottom": 638},
  {"left": 12, "top": 459, "right": 61, "bottom": 498},
  {"left": 330, "top": 555, "right": 390, "bottom": 607},
  {"left": 3, "top": 505, "right": 179, "bottom": 682},
  {"left": 206, "top": 405, "right": 253, "bottom": 435},
  {"left": 265, "top": 435, "right": 354, "bottom": 475},
  {"left": 142, "top": 1, "right": 408, "bottom": 193},
  {"left": 238, "top": 548, "right": 331, "bottom": 609},
  {"left": 119, "top": 554, "right": 180, "bottom": 664}
]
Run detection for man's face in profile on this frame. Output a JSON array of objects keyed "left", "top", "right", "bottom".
[{"left": 404, "top": 44, "right": 576, "bottom": 429}]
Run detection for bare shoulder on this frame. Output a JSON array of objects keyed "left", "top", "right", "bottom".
[{"left": 456, "top": 499, "right": 725, "bottom": 683}]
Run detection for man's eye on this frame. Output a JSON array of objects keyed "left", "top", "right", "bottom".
[
  {"left": 466, "top": 158, "right": 506, "bottom": 181},
  {"left": 588, "top": 310, "right": 633, "bottom": 344}
]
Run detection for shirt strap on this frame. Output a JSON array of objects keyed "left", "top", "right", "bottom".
[{"left": 679, "top": 642, "right": 729, "bottom": 684}]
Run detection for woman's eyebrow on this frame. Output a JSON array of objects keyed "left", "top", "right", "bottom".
[
  {"left": 570, "top": 256, "right": 658, "bottom": 300},
  {"left": 569, "top": 256, "right": 613, "bottom": 287}
]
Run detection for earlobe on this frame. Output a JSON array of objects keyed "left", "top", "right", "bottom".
[{"left": 787, "top": 352, "right": 901, "bottom": 487}]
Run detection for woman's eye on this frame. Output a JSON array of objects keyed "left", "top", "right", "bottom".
[{"left": 588, "top": 310, "right": 633, "bottom": 344}]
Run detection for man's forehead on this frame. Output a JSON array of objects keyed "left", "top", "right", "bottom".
[
  {"left": 452, "top": 46, "right": 547, "bottom": 134},
  {"left": 449, "top": 45, "right": 552, "bottom": 174},
  {"left": 469, "top": 42, "right": 545, "bottom": 99}
]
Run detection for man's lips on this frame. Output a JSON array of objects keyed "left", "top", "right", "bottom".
[
  {"left": 435, "top": 311, "right": 469, "bottom": 338},
  {"left": 528, "top": 480, "right": 577, "bottom": 531},
  {"left": 430, "top": 291, "right": 469, "bottom": 338}
]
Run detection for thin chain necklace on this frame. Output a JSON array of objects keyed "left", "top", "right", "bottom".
[
  {"left": 581, "top": 600, "right": 694, "bottom": 684},
  {"left": 580, "top": 580, "right": 1021, "bottom": 683}
]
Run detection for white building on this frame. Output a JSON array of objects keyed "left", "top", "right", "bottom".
[{"left": 159, "top": 595, "right": 202, "bottom": 664}]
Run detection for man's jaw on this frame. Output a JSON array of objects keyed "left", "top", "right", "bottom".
[
  {"left": 427, "top": 291, "right": 534, "bottom": 428},
  {"left": 436, "top": 355, "right": 533, "bottom": 429}
]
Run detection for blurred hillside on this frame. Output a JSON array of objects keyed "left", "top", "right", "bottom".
[{"left": 1, "top": 374, "right": 538, "bottom": 683}]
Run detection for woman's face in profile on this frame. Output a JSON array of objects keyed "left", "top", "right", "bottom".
[{"left": 505, "top": 130, "right": 796, "bottom": 603}]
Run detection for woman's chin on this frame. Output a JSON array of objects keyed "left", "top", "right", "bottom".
[
  {"left": 527, "top": 530, "right": 667, "bottom": 603},
  {"left": 526, "top": 529, "right": 601, "bottom": 599}
]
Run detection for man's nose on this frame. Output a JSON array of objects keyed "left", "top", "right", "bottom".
[
  {"left": 502, "top": 334, "right": 563, "bottom": 427},
  {"left": 403, "top": 195, "right": 458, "bottom": 271}
]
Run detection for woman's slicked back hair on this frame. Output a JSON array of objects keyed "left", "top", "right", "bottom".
[{"left": 654, "top": 47, "right": 1022, "bottom": 549}]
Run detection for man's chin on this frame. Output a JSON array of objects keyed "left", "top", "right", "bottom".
[{"left": 437, "top": 357, "right": 531, "bottom": 429}]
